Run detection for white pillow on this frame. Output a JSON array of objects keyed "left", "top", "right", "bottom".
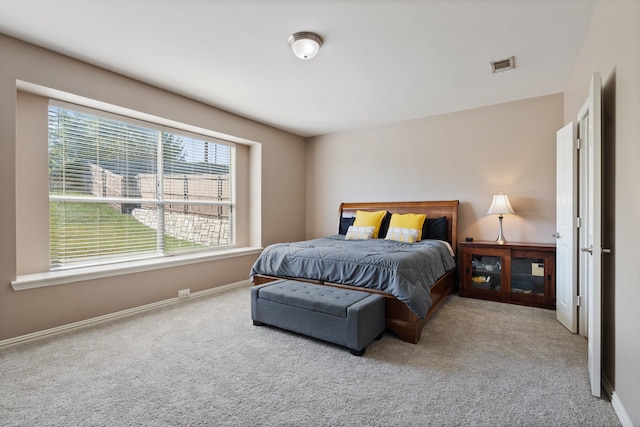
[
  {"left": 385, "top": 227, "right": 420, "bottom": 243},
  {"left": 345, "top": 225, "right": 375, "bottom": 240}
]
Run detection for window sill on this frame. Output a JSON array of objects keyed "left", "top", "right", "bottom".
[{"left": 11, "top": 247, "right": 263, "bottom": 291}]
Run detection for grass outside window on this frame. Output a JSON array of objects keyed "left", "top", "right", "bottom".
[{"left": 50, "top": 201, "right": 202, "bottom": 267}]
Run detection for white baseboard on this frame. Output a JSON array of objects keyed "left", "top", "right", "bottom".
[
  {"left": 0, "top": 280, "right": 250, "bottom": 350},
  {"left": 603, "top": 373, "right": 634, "bottom": 427}
]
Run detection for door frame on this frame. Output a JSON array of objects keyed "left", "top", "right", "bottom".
[{"left": 556, "top": 72, "right": 602, "bottom": 398}]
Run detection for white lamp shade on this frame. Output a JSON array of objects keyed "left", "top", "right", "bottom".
[
  {"left": 288, "top": 32, "right": 323, "bottom": 59},
  {"left": 487, "top": 194, "right": 515, "bottom": 215}
]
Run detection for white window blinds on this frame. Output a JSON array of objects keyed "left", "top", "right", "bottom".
[{"left": 48, "top": 103, "right": 235, "bottom": 269}]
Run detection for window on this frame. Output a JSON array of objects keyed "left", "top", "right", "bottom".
[{"left": 48, "top": 102, "right": 235, "bottom": 270}]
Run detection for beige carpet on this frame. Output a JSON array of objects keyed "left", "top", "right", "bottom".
[{"left": 0, "top": 285, "right": 620, "bottom": 426}]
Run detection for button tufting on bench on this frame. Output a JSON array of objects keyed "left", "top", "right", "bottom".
[{"left": 251, "top": 279, "right": 385, "bottom": 356}]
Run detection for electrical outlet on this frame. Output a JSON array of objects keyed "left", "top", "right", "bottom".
[{"left": 178, "top": 289, "right": 190, "bottom": 299}]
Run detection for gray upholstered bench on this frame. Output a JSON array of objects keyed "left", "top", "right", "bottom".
[{"left": 251, "top": 279, "right": 385, "bottom": 356}]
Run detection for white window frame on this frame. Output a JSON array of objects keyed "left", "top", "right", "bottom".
[{"left": 48, "top": 100, "right": 237, "bottom": 270}]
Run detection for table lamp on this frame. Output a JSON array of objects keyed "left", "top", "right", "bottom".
[{"left": 487, "top": 194, "right": 515, "bottom": 244}]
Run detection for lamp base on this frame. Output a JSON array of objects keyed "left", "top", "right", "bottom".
[{"left": 495, "top": 215, "right": 507, "bottom": 245}]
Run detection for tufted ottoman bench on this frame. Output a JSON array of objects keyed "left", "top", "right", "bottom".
[{"left": 251, "top": 279, "right": 385, "bottom": 356}]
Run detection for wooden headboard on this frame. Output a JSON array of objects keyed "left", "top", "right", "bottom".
[{"left": 337, "top": 200, "right": 460, "bottom": 254}]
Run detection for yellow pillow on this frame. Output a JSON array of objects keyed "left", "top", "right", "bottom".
[
  {"left": 353, "top": 210, "right": 387, "bottom": 239},
  {"left": 386, "top": 213, "right": 426, "bottom": 241}
]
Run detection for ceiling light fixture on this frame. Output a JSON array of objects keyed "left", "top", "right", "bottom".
[{"left": 288, "top": 31, "right": 323, "bottom": 60}]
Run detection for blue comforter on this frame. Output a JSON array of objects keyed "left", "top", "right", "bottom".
[{"left": 250, "top": 235, "right": 456, "bottom": 318}]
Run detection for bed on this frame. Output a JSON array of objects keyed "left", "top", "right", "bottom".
[{"left": 250, "top": 200, "right": 459, "bottom": 344}]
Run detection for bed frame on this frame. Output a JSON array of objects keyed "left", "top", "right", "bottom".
[{"left": 253, "top": 200, "right": 460, "bottom": 344}]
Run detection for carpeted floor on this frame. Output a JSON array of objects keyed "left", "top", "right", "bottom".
[{"left": 0, "top": 285, "right": 621, "bottom": 426}]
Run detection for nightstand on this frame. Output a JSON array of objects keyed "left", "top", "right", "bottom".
[{"left": 458, "top": 241, "right": 556, "bottom": 309}]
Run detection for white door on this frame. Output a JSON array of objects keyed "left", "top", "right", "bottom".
[
  {"left": 555, "top": 122, "right": 577, "bottom": 333},
  {"left": 578, "top": 72, "right": 603, "bottom": 398}
]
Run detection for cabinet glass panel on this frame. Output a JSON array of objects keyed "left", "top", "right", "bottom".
[
  {"left": 471, "top": 255, "right": 501, "bottom": 291},
  {"left": 511, "top": 257, "right": 545, "bottom": 295}
]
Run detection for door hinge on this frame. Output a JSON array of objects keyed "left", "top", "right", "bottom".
[
  {"left": 576, "top": 138, "right": 582, "bottom": 150},
  {"left": 575, "top": 295, "right": 582, "bottom": 307},
  {"left": 576, "top": 217, "right": 582, "bottom": 228}
]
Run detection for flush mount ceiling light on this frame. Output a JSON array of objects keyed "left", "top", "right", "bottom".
[{"left": 288, "top": 31, "right": 323, "bottom": 60}]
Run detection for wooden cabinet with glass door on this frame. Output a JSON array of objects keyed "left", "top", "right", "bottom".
[{"left": 458, "top": 241, "right": 556, "bottom": 309}]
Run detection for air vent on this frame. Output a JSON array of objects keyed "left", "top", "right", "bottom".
[{"left": 491, "top": 56, "right": 515, "bottom": 73}]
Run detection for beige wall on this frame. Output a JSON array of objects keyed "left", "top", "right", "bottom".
[
  {"left": 306, "top": 93, "right": 563, "bottom": 245},
  {"left": 16, "top": 91, "right": 50, "bottom": 275},
  {"left": 0, "top": 34, "right": 306, "bottom": 340},
  {"left": 564, "top": 0, "right": 640, "bottom": 424}
]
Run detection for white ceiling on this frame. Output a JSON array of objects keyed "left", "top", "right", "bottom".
[{"left": 0, "top": 0, "right": 596, "bottom": 137}]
